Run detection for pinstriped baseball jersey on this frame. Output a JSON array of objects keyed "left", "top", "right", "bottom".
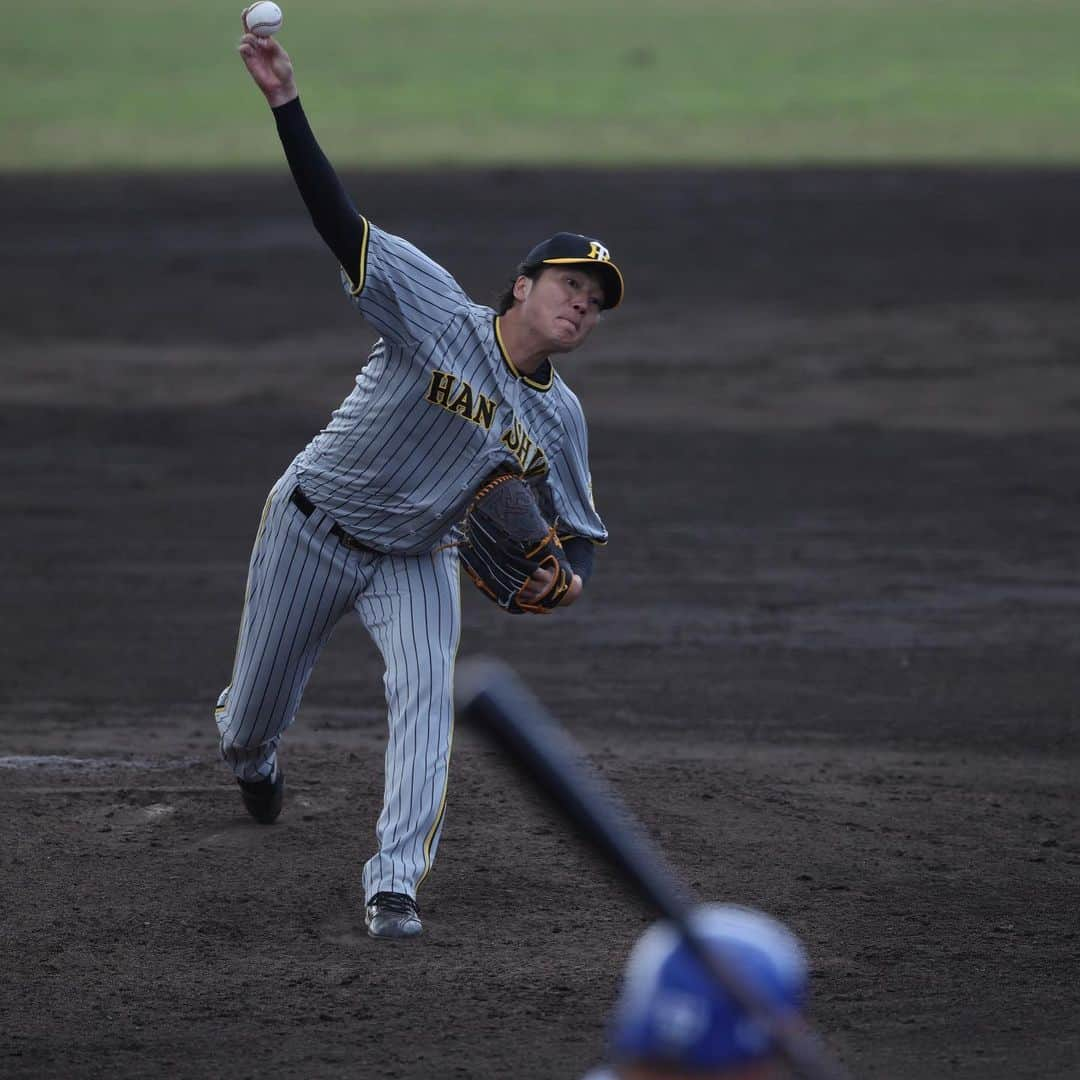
[{"left": 293, "top": 219, "right": 607, "bottom": 553}]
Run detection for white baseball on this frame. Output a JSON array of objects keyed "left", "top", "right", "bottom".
[{"left": 243, "top": 1, "right": 283, "bottom": 37}]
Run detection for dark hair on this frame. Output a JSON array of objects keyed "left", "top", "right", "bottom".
[{"left": 495, "top": 262, "right": 542, "bottom": 315}]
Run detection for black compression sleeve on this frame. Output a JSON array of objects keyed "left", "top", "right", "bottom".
[
  {"left": 272, "top": 96, "right": 366, "bottom": 284},
  {"left": 563, "top": 536, "right": 596, "bottom": 585}
]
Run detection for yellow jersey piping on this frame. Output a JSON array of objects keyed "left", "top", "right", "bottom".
[
  {"left": 493, "top": 315, "right": 555, "bottom": 392},
  {"left": 416, "top": 565, "right": 462, "bottom": 889},
  {"left": 217, "top": 486, "right": 278, "bottom": 716},
  {"left": 346, "top": 215, "right": 371, "bottom": 296}
]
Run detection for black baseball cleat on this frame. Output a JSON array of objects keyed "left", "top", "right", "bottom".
[
  {"left": 237, "top": 768, "right": 285, "bottom": 825},
  {"left": 365, "top": 892, "right": 422, "bottom": 939}
]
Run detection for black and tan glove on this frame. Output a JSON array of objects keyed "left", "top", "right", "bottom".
[{"left": 457, "top": 473, "right": 575, "bottom": 615}]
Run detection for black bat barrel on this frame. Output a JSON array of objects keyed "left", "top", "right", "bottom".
[
  {"left": 454, "top": 656, "right": 853, "bottom": 1080},
  {"left": 455, "top": 656, "right": 693, "bottom": 918}
]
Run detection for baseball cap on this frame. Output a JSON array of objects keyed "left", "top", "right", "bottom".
[
  {"left": 608, "top": 905, "right": 808, "bottom": 1072},
  {"left": 522, "top": 232, "right": 624, "bottom": 310}
]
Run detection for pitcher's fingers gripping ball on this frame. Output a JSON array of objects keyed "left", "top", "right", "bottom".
[{"left": 242, "top": 1, "right": 283, "bottom": 36}]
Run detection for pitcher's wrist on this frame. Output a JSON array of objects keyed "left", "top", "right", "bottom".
[{"left": 267, "top": 84, "right": 298, "bottom": 108}]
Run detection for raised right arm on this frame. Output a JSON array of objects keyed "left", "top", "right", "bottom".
[{"left": 238, "top": 31, "right": 365, "bottom": 285}]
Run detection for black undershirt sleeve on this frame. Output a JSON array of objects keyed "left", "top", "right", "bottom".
[
  {"left": 272, "top": 96, "right": 365, "bottom": 285},
  {"left": 563, "top": 536, "right": 596, "bottom": 585}
]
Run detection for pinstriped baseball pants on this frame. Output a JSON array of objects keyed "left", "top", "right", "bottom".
[{"left": 214, "top": 466, "right": 461, "bottom": 902}]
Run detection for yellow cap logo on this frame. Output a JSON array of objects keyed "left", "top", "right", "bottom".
[{"left": 587, "top": 241, "right": 611, "bottom": 262}]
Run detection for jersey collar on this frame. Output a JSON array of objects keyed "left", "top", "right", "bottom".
[{"left": 494, "top": 315, "right": 554, "bottom": 391}]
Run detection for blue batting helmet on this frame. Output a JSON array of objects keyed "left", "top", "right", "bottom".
[{"left": 608, "top": 905, "right": 809, "bottom": 1073}]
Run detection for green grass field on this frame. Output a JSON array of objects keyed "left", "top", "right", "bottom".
[{"left": 3, "top": 0, "right": 1078, "bottom": 168}]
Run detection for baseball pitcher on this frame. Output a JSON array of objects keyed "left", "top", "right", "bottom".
[{"left": 214, "top": 23, "right": 624, "bottom": 939}]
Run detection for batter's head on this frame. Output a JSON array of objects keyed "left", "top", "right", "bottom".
[
  {"left": 520, "top": 232, "right": 624, "bottom": 310},
  {"left": 608, "top": 905, "right": 808, "bottom": 1075}
]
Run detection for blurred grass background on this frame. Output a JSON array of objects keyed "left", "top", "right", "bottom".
[{"left": 2, "top": 0, "right": 1078, "bottom": 169}]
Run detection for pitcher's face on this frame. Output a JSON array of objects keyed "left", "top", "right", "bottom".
[{"left": 514, "top": 265, "right": 605, "bottom": 352}]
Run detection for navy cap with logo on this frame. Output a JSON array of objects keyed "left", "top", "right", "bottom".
[{"left": 522, "top": 232, "right": 624, "bottom": 310}]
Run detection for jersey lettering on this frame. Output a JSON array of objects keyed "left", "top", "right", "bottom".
[
  {"left": 501, "top": 418, "right": 548, "bottom": 476},
  {"left": 425, "top": 369, "right": 499, "bottom": 431},
  {"left": 425, "top": 369, "right": 457, "bottom": 407},
  {"left": 448, "top": 382, "right": 475, "bottom": 419}
]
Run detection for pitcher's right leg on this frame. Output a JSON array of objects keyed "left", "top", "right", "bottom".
[{"left": 214, "top": 470, "right": 368, "bottom": 786}]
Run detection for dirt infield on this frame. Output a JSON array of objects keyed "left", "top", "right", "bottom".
[{"left": 1, "top": 168, "right": 1078, "bottom": 1079}]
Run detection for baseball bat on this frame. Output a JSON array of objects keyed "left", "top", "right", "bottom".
[{"left": 455, "top": 657, "right": 852, "bottom": 1080}]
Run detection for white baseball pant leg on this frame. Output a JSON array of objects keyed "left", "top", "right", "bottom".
[{"left": 215, "top": 467, "right": 461, "bottom": 902}]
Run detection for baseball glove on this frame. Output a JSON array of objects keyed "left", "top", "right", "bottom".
[{"left": 457, "top": 472, "right": 575, "bottom": 615}]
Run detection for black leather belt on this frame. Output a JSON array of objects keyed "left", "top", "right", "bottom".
[{"left": 290, "top": 486, "right": 373, "bottom": 553}]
